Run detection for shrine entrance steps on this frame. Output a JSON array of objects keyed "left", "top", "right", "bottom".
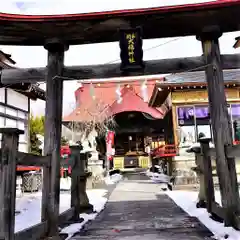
[{"left": 71, "top": 173, "right": 213, "bottom": 240}]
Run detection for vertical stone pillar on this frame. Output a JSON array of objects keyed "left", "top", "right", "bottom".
[
  {"left": 41, "top": 39, "right": 69, "bottom": 237},
  {"left": 188, "top": 145, "right": 206, "bottom": 207},
  {"left": 197, "top": 27, "right": 240, "bottom": 226},
  {"left": 79, "top": 152, "right": 93, "bottom": 212},
  {"left": 195, "top": 149, "right": 207, "bottom": 208}
]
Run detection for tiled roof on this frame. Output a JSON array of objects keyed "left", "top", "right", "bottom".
[
  {"left": 164, "top": 69, "right": 240, "bottom": 84},
  {"left": 63, "top": 80, "right": 164, "bottom": 122}
]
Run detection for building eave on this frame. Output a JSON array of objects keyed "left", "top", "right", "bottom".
[{"left": 0, "top": 50, "right": 46, "bottom": 101}]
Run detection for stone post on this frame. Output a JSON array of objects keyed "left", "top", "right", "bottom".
[
  {"left": 188, "top": 145, "right": 207, "bottom": 208},
  {"left": 70, "top": 145, "right": 93, "bottom": 214}
]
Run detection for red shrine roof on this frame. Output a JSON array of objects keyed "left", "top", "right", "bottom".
[{"left": 63, "top": 79, "right": 165, "bottom": 123}]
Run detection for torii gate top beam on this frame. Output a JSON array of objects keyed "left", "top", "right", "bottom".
[{"left": 0, "top": 0, "right": 240, "bottom": 46}]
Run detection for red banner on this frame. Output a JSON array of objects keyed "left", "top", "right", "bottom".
[{"left": 106, "top": 131, "right": 115, "bottom": 159}]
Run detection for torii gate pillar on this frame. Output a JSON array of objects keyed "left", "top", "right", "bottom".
[
  {"left": 41, "top": 39, "right": 69, "bottom": 237},
  {"left": 197, "top": 27, "right": 240, "bottom": 227}
]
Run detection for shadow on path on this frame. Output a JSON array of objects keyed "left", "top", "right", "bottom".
[{"left": 71, "top": 173, "right": 213, "bottom": 240}]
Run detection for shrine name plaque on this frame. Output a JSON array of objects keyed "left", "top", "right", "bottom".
[{"left": 119, "top": 27, "right": 144, "bottom": 72}]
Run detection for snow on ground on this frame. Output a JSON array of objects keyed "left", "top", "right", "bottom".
[
  {"left": 105, "top": 173, "right": 123, "bottom": 185},
  {"left": 60, "top": 189, "right": 108, "bottom": 239},
  {"left": 167, "top": 190, "right": 240, "bottom": 240},
  {"left": 145, "top": 170, "right": 170, "bottom": 183},
  {"left": 144, "top": 168, "right": 240, "bottom": 239},
  {"left": 15, "top": 173, "right": 122, "bottom": 238},
  {"left": 60, "top": 173, "right": 122, "bottom": 239},
  {"left": 15, "top": 189, "right": 107, "bottom": 234}
]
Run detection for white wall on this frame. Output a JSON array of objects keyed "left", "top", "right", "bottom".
[
  {"left": 7, "top": 88, "right": 28, "bottom": 111},
  {"left": 0, "top": 88, "right": 29, "bottom": 152},
  {"left": 0, "top": 88, "right": 5, "bottom": 103}
]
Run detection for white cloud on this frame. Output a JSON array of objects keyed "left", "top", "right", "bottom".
[{"left": 1, "top": 1, "right": 240, "bottom": 116}]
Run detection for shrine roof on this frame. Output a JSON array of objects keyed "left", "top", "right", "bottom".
[
  {"left": 160, "top": 69, "right": 240, "bottom": 86},
  {"left": 149, "top": 69, "right": 240, "bottom": 107},
  {"left": 0, "top": 50, "right": 16, "bottom": 66},
  {"left": 0, "top": 50, "right": 46, "bottom": 100},
  {"left": 63, "top": 79, "right": 165, "bottom": 123},
  {"left": 0, "top": 0, "right": 240, "bottom": 45}
]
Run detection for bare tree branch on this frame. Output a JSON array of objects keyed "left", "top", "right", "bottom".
[{"left": 65, "top": 99, "right": 116, "bottom": 143}]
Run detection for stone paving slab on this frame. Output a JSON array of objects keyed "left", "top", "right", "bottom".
[{"left": 71, "top": 173, "right": 213, "bottom": 240}]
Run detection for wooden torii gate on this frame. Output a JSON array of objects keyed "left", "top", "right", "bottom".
[{"left": 1, "top": 0, "right": 240, "bottom": 237}]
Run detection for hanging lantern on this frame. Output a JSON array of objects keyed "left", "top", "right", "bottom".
[
  {"left": 141, "top": 80, "right": 148, "bottom": 102},
  {"left": 116, "top": 84, "right": 122, "bottom": 104},
  {"left": 89, "top": 83, "right": 96, "bottom": 100}
]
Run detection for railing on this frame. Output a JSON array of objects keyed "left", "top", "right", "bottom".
[
  {"left": 234, "top": 140, "right": 240, "bottom": 145},
  {"left": 152, "top": 144, "right": 178, "bottom": 157},
  {"left": 0, "top": 128, "right": 93, "bottom": 240},
  {"left": 191, "top": 138, "right": 240, "bottom": 230}
]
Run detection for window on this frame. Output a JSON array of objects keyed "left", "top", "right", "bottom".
[
  {"left": 231, "top": 104, "right": 240, "bottom": 119},
  {"left": 195, "top": 105, "right": 210, "bottom": 121},
  {"left": 231, "top": 104, "right": 240, "bottom": 142},
  {"left": 197, "top": 125, "right": 212, "bottom": 139},
  {"left": 195, "top": 105, "right": 212, "bottom": 139},
  {"left": 177, "top": 106, "right": 196, "bottom": 147},
  {"left": 179, "top": 125, "right": 196, "bottom": 147},
  {"left": 177, "top": 106, "right": 195, "bottom": 126}
]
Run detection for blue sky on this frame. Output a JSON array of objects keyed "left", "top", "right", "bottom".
[{"left": 1, "top": 0, "right": 240, "bottom": 116}]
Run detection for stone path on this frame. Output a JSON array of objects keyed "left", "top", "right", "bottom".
[{"left": 71, "top": 173, "right": 213, "bottom": 240}]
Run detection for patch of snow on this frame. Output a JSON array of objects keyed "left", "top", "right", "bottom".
[
  {"left": 145, "top": 170, "right": 170, "bottom": 183},
  {"left": 60, "top": 189, "right": 108, "bottom": 239},
  {"left": 15, "top": 189, "right": 108, "bottom": 239},
  {"left": 15, "top": 192, "right": 42, "bottom": 232},
  {"left": 60, "top": 177, "right": 72, "bottom": 191},
  {"left": 167, "top": 190, "right": 240, "bottom": 240},
  {"left": 105, "top": 173, "right": 123, "bottom": 185}
]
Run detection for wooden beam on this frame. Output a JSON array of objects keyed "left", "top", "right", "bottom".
[
  {"left": 58, "top": 207, "right": 75, "bottom": 224},
  {"left": 14, "top": 221, "right": 47, "bottom": 240},
  {"left": 0, "top": 1, "right": 240, "bottom": 46},
  {"left": 0, "top": 128, "right": 23, "bottom": 240},
  {"left": 17, "top": 152, "right": 51, "bottom": 167},
  {"left": 1, "top": 54, "right": 240, "bottom": 84},
  {"left": 225, "top": 145, "right": 240, "bottom": 158},
  {"left": 199, "top": 28, "right": 240, "bottom": 227},
  {"left": 41, "top": 40, "right": 68, "bottom": 238},
  {"left": 211, "top": 202, "right": 224, "bottom": 220}
]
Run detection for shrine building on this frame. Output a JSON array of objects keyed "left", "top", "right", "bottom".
[{"left": 149, "top": 69, "right": 240, "bottom": 181}]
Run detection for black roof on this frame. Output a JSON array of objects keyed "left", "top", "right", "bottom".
[
  {"left": 164, "top": 69, "right": 240, "bottom": 84},
  {"left": 0, "top": 50, "right": 46, "bottom": 100}
]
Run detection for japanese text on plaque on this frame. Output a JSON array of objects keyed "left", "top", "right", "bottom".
[{"left": 126, "top": 33, "right": 136, "bottom": 64}]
